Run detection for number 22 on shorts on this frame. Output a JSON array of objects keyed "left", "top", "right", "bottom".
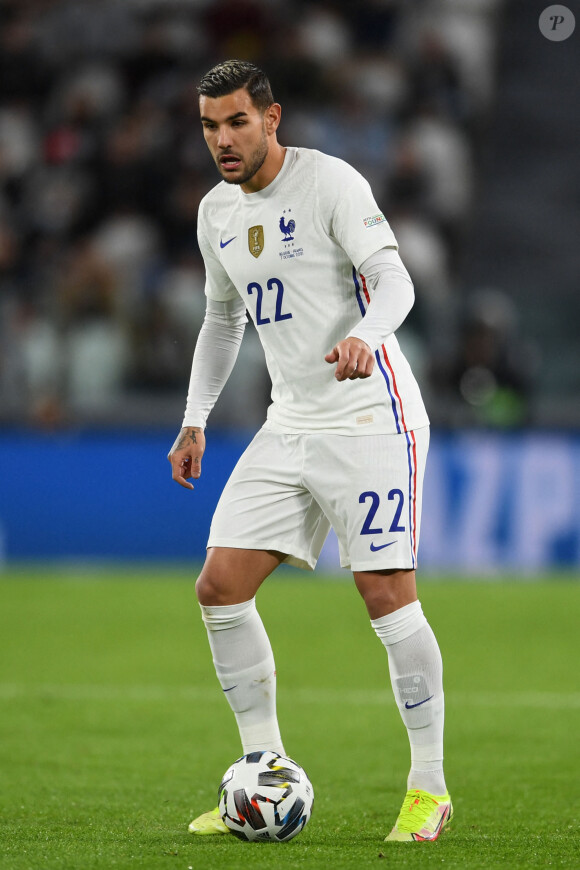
[{"left": 359, "top": 489, "right": 406, "bottom": 536}]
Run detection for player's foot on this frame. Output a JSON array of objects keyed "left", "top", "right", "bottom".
[
  {"left": 188, "top": 807, "right": 230, "bottom": 835},
  {"left": 385, "top": 788, "right": 453, "bottom": 842}
]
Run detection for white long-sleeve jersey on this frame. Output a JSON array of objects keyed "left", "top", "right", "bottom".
[{"left": 184, "top": 146, "right": 428, "bottom": 436}]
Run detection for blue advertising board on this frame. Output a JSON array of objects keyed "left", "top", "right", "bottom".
[{"left": 0, "top": 429, "right": 579, "bottom": 573}]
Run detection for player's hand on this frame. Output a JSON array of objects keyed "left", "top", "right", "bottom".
[
  {"left": 167, "top": 427, "right": 205, "bottom": 490},
  {"left": 324, "top": 337, "right": 374, "bottom": 381}
]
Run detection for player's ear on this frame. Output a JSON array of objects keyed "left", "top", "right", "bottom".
[{"left": 264, "top": 103, "right": 281, "bottom": 135}]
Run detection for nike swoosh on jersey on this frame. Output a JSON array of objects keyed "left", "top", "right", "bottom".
[
  {"left": 369, "top": 540, "right": 397, "bottom": 552},
  {"left": 219, "top": 236, "right": 236, "bottom": 248},
  {"left": 405, "top": 695, "right": 434, "bottom": 709}
]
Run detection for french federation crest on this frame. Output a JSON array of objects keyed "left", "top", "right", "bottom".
[
  {"left": 249, "top": 225, "right": 264, "bottom": 258},
  {"left": 279, "top": 213, "right": 295, "bottom": 241}
]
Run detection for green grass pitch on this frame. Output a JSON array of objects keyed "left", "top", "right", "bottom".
[{"left": 1, "top": 567, "right": 579, "bottom": 869}]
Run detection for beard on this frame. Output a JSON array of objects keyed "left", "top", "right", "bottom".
[{"left": 217, "top": 128, "right": 269, "bottom": 186}]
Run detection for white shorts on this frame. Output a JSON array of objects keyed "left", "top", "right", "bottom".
[{"left": 208, "top": 426, "right": 429, "bottom": 572}]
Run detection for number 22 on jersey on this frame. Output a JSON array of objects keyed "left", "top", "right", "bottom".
[{"left": 247, "top": 278, "right": 292, "bottom": 325}]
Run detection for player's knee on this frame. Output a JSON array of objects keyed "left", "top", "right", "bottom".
[
  {"left": 362, "top": 586, "right": 399, "bottom": 617},
  {"left": 195, "top": 569, "right": 229, "bottom": 606},
  {"left": 355, "top": 569, "right": 417, "bottom": 618}
]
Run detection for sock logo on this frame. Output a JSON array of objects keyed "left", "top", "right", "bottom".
[
  {"left": 396, "top": 674, "right": 432, "bottom": 711},
  {"left": 404, "top": 694, "right": 434, "bottom": 709}
]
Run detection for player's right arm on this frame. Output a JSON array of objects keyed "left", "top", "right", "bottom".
[
  {"left": 168, "top": 296, "right": 247, "bottom": 488},
  {"left": 169, "top": 205, "right": 246, "bottom": 489}
]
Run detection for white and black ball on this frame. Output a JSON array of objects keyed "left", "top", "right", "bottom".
[{"left": 218, "top": 750, "right": 314, "bottom": 842}]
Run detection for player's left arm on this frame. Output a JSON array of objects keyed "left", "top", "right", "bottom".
[{"left": 325, "top": 247, "right": 414, "bottom": 381}]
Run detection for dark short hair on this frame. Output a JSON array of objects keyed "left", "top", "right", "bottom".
[{"left": 197, "top": 60, "right": 274, "bottom": 112}]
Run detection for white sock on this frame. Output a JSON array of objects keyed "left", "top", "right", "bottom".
[
  {"left": 371, "top": 600, "right": 447, "bottom": 796},
  {"left": 200, "top": 599, "right": 285, "bottom": 756}
]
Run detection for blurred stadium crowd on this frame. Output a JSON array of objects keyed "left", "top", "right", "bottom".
[{"left": 0, "top": 0, "right": 527, "bottom": 429}]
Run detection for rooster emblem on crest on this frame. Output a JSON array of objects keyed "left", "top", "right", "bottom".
[{"left": 279, "top": 214, "right": 295, "bottom": 241}]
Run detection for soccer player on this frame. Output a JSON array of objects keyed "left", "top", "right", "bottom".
[{"left": 168, "top": 60, "right": 452, "bottom": 843}]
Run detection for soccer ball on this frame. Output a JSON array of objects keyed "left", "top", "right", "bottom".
[{"left": 217, "top": 750, "right": 314, "bottom": 842}]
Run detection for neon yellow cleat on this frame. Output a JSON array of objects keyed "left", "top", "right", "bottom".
[
  {"left": 188, "top": 807, "right": 230, "bottom": 836},
  {"left": 385, "top": 788, "right": 453, "bottom": 842}
]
